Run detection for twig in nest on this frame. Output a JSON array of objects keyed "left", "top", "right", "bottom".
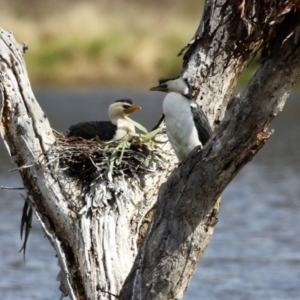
[{"left": 48, "top": 128, "right": 166, "bottom": 185}]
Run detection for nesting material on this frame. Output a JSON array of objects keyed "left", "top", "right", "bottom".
[{"left": 50, "top": 130, "right": 166, "bottom": 184}]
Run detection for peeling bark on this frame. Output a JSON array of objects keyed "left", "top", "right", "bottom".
[{"left": 1, "top": 1, "right": 300, "bottom": 300}]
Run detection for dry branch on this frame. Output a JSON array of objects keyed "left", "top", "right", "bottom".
[{"left": 1, "top": 1, "right": 300, "bottom": 300}]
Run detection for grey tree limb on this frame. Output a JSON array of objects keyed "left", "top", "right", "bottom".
[{"left": 120, "top": 1, "right": 300, "bottom": 299}]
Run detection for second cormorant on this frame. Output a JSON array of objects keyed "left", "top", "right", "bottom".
[{"left": 150, "top": 77, "right": 212, "bottom": 161}]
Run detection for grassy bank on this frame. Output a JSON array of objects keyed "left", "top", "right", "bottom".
[{"left": 0, "top": 1, "right": 259, "bottom": 87}]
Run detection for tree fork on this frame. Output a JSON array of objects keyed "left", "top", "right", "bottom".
[{"left": 1, "top": 1, "right": 300, "bottom": 300}]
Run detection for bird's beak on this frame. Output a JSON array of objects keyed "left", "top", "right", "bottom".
[
  {"left": 149, "top": 84, "right": 169, "bottom": 92},
  {"left": 124, "top": 105, "right": 142, "bottom": 114}
]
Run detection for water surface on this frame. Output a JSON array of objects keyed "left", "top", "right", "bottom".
[{"left": 0, "top": 88, "right": 299, "bottom": 300}]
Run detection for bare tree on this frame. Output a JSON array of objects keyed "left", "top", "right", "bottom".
[{"left": 1, "top": 1, "right": 300, "bottom": 299}]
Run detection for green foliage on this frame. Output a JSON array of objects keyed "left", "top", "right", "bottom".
[
  {"left": 125, "top": 116, "right": 148, "bottom": 133},
  {"left": 97, "top": 117, "right": 167, "bottom": 174},
  {"left": 83, "top": 33, "right": 127, "bottom": 59},
  {"left": 19, "top": 199, "right": 33, "bottom": 261},
  {"left": 84, "top": 39, "right": 107, "bottom": 58},
  {"left": 36, "top": 44, "right": 73, "bottom": 69},
  {"left": 108, "top": 140, "right": 131, "bottom": 173},
  {"left": 125, "top": 117, "right": 168, "bottom": 168}
]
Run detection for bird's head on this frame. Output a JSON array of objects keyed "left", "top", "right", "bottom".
[
  {"left": 149, "top": 77, "right": 191, "bottom": 98},
  {"left": 108, "top": 99, "right": 142, "bottom": 120}
]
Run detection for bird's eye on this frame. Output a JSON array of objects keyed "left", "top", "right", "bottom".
[{"left": 123, "top": 105, "right": 131, "bottom": 109}]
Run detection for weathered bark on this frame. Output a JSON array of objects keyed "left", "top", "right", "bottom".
[
  {"left": 1, "top": 1, "right": 300, "bottom": 300},
  {"left": 0, "top": 28, "right": 175, "bottom": 299},
  {"left": 120, "top": 2, "right": 300, "bottom": 299}
]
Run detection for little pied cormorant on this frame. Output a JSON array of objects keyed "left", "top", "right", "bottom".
[
  {"left": 67, "top": 99, "right": 141, "bottom": 141},
  {"left": 150, "top": 77, "right": 212, "bottom": 161}
]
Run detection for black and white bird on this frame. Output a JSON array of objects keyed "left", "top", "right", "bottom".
[
  {"left": 150, "top": 77, "right": 212, "bottom": 161},
  {"left": 67, "top": 99, "right": 141, "bottom": 141}
]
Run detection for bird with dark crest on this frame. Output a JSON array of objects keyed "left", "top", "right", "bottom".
[
  {"left": 67, "top": 99, "right": 141, "bottom": 141},
  {"left": 150, "top": 77, "right": 212, "bottom": 161}
]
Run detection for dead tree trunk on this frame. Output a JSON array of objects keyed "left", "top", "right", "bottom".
[{"left": 1, "top": 1, "right": 300, "bottom": 300}]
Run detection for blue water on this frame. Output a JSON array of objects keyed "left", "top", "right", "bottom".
[{"left": 0, "top": 89, "right": 299, "bottom": 300}]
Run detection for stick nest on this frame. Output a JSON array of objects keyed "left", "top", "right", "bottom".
[{"left": 50, "top": 130, "right": 166, "bottom": 184}]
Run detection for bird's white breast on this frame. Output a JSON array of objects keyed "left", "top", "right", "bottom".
[
  {"left": 163, "top": 92, "right": 201, "bottom": 161},
  {"left": 113, "top": 119, "right": 135, "bottom": 141}
]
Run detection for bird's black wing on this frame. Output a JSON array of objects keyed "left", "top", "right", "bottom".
[
  {"left": 67, "top": 121, "right": 117, "bottom": 141},
  {"left": 190, "top": 101, "right": 213, "bottom": 146}
]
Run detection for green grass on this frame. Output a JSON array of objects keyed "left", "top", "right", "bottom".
[
  {"left": 36, "top": 45, "right": 73, "bottom": 68},
  {"left": 0, "top": 1, "right": 281, "bottom": 88},
  {"left": 0, "top": 2, "right": 203, "bottom": 87}
]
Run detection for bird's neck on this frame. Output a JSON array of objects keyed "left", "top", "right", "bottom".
[
  {"left": 111, "top": 115, "right": 135, "bottom": 134},
  {"left": 110, "top": 113, "right": 124, "bottom": 125}
]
